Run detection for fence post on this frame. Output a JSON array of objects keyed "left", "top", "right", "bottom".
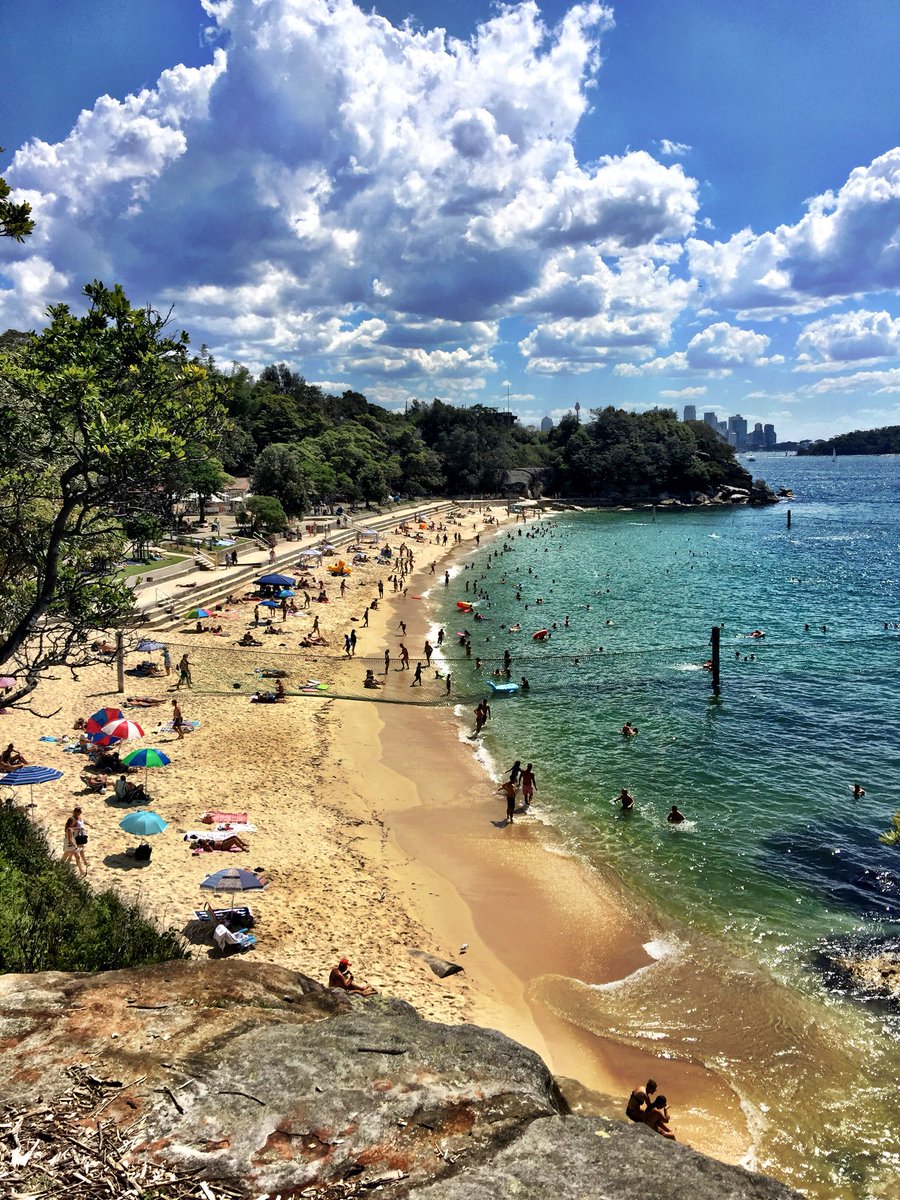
[{"left": 710, "top": 625, "right": 720, "bottom": 695}]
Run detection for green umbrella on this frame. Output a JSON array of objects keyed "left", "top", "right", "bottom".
[{"left": 122, "top": 747, "right": 171, "bottom": 789}]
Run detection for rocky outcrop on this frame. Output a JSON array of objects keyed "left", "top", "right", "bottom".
[
  {"left": 0, "top": 960, "right": 801, "bottom": 1199},
  {"left": 816, "top": 935, "right": 900, "bottom": 1008}
]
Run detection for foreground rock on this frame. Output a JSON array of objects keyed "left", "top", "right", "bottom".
[
  {"left": 0, "top": 960, "right": 800, "bottom": 1198},
  {"left": 816, "top": 935, "right": 900, "bottom": 1007}
]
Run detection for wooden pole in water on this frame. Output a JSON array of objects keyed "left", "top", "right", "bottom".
[
  {"left": 116, "top": 631, "right": 125, "bottom": 694},
  {"left": 710, "top": 625, "right": 720, "bottom": 694},
  {"left": 786, "top": 508, "right": 792, "bottom": 529}
]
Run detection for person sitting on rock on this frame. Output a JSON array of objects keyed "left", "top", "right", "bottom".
[
  {"left": 626, "top": 1078, "right": 656, "bottom": 1122},
  {"left": 643, "top": 1094, "right": 676, "bottom": 1140},
  {"left": 328, "top": 957, "right": 377, "bottom": 995}
]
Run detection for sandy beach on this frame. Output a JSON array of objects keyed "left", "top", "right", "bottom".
[{"left": 1, "top": 505, "right": 750, "bottom": 1167}]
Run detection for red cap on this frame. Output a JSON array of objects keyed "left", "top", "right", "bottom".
[{"left": 339, "top": 957, "right": 350, "bottom": 966}]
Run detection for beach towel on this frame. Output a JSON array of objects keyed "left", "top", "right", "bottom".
[
  {"left": 158, "top": 718, "right": 201, "bottom": 733},
  {"left": 185, "top": 825, "right": 256, "bottom": 840},
  {"left": 203, "top": 810, "right": 248, "bottom": 824}
]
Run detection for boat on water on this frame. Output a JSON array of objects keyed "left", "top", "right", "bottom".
[
  {"left": 832, "top": 446, "right": 837, "bottom": 462},
  {"left": 746, "top": 454, "right": 756, "bottom": 462}
]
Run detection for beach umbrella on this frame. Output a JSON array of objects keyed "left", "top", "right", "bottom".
[
  {"left": 299, "top": 549, "right": 322, "bottom": 558},
  {"left": 260, "top": 599, "right": 281, "bottom": 609},
  {"left": 136, "top": 638, "right": 166, "bottom": 653},
  {"left": 122, "top": 746, "right": 171, "bottom": 788},
  {"left": 278, "top": 588, "right": 296, "bottom": 598},
  {"left": 85, "top": 706, "right": 125, "bottom": 745},
  {"left": 119, "top": 810, "right": 168, "bottom": 837},
  {"left": 0, "top": 764, "right": 64, "bottom": 808},
  {"left": 257, "top": 573, "right": 294, "bottom": 587},
  {"left": 199, "top": 866, "right": 267, "bottom": 910},
  {"left": 101, "top": 718, "right": 144, "bottom": 743},
  {"left": 187, "top": 607, "right": 212, "bottom": 620}
]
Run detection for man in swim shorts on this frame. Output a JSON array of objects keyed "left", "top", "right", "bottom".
[{"left": 626, "top": 1079, "right": 657, "bottom": 1122}]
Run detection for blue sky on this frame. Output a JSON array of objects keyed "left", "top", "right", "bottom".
[{"left": 2, "top": 0, "right": 899, "bottom": 439}]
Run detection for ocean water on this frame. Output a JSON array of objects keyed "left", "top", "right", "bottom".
[{"left": 436, "top": 455, "right": 900, "bottom": 1199}]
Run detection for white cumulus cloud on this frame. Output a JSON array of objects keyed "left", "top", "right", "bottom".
[
  {"left": 687, "top": 148, "right": 900, "bottom": 316},
  {"left": 795, "top": 309, "right": 900, "bottom": 370},
  {"left": 614, "top": 321, "right": 782, "bottom": 377},
  {"left": 0, "top": 0, "right": 707, "bottom": 397}
]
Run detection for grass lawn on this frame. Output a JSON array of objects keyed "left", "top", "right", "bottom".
[{"left": 118, "top": 553, "right": 188, "bottom": 578}]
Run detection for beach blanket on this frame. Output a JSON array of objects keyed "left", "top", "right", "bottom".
[
  {"left": 185, "top": 825, "right": 256, "bottom": 840},
  {"left": 157, "top": 718, "right": 201, "bottom": 733},
  {"left": 203, "top": 810, "right": 248, "bottom": 824}
]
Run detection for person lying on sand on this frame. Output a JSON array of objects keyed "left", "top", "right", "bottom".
[
  {"left": 328, "top": 957, "right": 377, "bottom": 996},
  {"left": 191, "top": 834, "right": 250, "bottom": 852}
]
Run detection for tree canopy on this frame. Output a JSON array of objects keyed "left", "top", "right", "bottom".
[
  {"left": 797, "top": 425, "right": 900, "bottom": 456},
  {"left": 0, "top": 282, "right": 226, "bottom": 708}
]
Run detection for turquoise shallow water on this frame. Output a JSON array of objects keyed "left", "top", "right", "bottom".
[{"left": 436, "top": 455, "right": 900, "bottom": 1198}]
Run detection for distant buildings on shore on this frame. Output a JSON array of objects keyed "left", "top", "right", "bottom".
[{"left": 684, "top": 406, "right": 776, "bottom": 450}]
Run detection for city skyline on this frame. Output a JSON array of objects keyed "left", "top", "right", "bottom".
[{"left": 1, "top": 1, "right": 899, "bottom": 441}]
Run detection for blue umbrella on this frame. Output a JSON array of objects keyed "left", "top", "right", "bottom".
[
  {"left": 257, "top": 573, "right": 294, "bottom": 587},
  {"left": 260, "top": 599, "right": 281, "bottom": 609},
  {"left": 1, "top": 764, "right": 64, "bottom": 808},
  {"left": 200, "top": 866, "right": 267, "bottom": 894},
  {"left": 136, "top": 639, "right": 166, "bottom": 653},
  {"left": 278, "top": 589, "right": 296, "bottom": 598},
  {"left": 119, "top": 810, "right": 168, "bottom": 837}
]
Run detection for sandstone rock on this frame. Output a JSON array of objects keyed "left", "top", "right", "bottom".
[
  {"left": 412, "top": 1114, "right": 799, "bottom": 1200},
  {"left": 0, "top": 961, "right": 803, "bottom": 1199}
]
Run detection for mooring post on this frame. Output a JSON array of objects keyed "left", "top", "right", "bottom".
[
  {"left": 710, "top": 625, "right": 720, "bottom": 694},
  {"left": 116, "top": 631, "right": 125, "bottom": 694},
  {"left": 787, "top": 508, "right": 792, "bottom": 529}
]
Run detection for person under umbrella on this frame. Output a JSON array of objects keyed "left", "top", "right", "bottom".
[
  {"left": 122, "top": 747, "right": 171, "bottom": 791},
  {"left": 119, "top": 810, "right": 168, "bottom": 862}
]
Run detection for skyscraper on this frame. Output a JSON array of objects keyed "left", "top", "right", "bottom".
[
  {"left": 703, "top": 411, "right": 717, "bottom": 429},
  {"left": 728, "top": 414, "right": 748, "bottom": 450},
  {"left": 540, "top": 415, "right": 553, "bottom": 433},
  {"left": 764, "top": 423, "right": 777, "bottom": 448},
  {"left": 683, "top": 404, "right": 697, "bottom": 422}
]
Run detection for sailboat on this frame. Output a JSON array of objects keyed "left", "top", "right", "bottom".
[{"left": 831, "top": 446, "right": 837, "bottom": 462}]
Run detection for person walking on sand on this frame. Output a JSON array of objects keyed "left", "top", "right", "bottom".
[
  {"left": 398, "top": 620, "right": 407, "bottom": 636},
  {"left": 399, "top": 643, "right": 410, "bottom": 670},
  {"left": 171, "top": 699, "right": 185, "bottom": 740},
  {"left": 445, "top": 672, "right": 452, "bottom": 695},
  {"left": 437, "top": 627, "right": 445, "bottom": 646},
  {"left": 175, "top": 653, "right": 192, "bottom": 689},
  {"left": 521, "top": 763, "right": 537, "bottom": 808},
  {"left": 62, "top": 816, "right": 88, "bottom": 877},
  {"left": 411, "top": 661, "right": 423, "bottom": 687},
  {"left": 362, "top": 607, "right": 369, "bottom": 628},
  {"left": 349, "top": 628, "right": 357, "bottom": 656},
  {"left": 424, "top": 640, "right": 433, "bottom": 666}
]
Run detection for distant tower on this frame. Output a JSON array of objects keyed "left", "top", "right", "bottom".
[
  {"left": 764, "top": 423, "right": 777, "bottom": 448},
  {"left": 574, "top": 402, "right": 581, "bottom": 424},
  {"left": 703, "top": 411, "right": 717, "bottom": 428},
  {"left": 540, "top": 415, "right": 553, "bottom": 433},
  {"left": 683, "top": 404, "right": 697, "bottom": 422}
]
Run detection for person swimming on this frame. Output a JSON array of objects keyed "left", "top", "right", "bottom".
[{"left": 667, "top": 805, "right": 685, "bottom": 824}]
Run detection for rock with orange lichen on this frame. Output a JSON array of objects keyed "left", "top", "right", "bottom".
[{"left": 0, "top": 959, "right": 800, "bottom": 1199}]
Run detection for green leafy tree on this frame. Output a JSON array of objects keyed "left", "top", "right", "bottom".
[
  {"left": 122, "top": 512, "right": 163, "bottom": 561},
  {"left": 0, "top": 281, "right": 225, "bottom": 710},
  {"left": 0, "top": 151, "right": 34, "bottom": 241},
  {"left": 250, "top": 443, "right": 311, "bottom": 517},
  {"left": 239, "top": 494, "right": 287, "bottom": 533}
]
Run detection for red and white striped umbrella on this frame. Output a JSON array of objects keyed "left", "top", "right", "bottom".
[{"left": 101, "top": 718, "right": 145, "bottom": 742}]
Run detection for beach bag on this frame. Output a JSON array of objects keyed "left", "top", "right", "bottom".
[{"left": 75, "top": 832, "right": 88, "bottom": 846}]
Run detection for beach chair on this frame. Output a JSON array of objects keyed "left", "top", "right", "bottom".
[
  {"left": 193, "top": 905, "right": 254, "bottom": 926},
  {"left": 213, "top": 923, "right": 256, "bottom": 952}
]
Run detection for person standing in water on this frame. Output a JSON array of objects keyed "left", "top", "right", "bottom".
[
  {"left": 521, "top": 763, "right": 537, "bottom": 808},
  {"left": 667, "top": 805, "right": 685, "bottom": 824}
]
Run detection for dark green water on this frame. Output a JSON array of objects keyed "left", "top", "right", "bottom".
[{"left": 434, "top": 455, "right": 900, "bottom": 1198}]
